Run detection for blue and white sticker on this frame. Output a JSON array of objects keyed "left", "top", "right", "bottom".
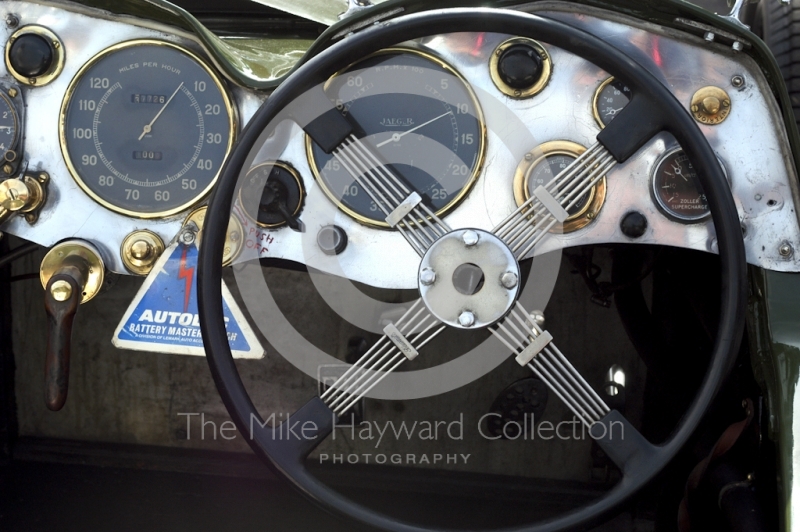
[{"left": 113, "top": 242, "right": 264, "bottom": 359}]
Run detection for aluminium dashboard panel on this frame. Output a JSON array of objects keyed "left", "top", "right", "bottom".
[
  {"left": 1, "top": 1, "right": 799, "bottom": 285},
  {"left": 0, "top": 0, "right": 264, "bottom": 274}
]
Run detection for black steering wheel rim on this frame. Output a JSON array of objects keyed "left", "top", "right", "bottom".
[{"left": 199, "top": 8, "right": 747, "bottom": 531}]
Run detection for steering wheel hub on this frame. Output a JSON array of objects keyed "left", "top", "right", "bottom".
[{"left": 418, "top": 228, "right": 520, "bottom": 329}]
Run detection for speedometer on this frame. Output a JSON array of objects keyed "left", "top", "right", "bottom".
[{"left": 60, "top": 40, "right": 235, "bottom": 218}]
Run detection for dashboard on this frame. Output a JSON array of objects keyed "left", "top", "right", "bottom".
[{"left": 2, "top": 0, "right": 800, "bottom": 289}]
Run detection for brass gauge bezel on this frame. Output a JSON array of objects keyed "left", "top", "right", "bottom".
[
  {"left": 489, "top": 37, "right": 552, "bottom": 99},
  {"left": 591, "top": 76, "right": 632, "bottom": 129},
  {"left": 58, "top": 39, "right": 237, "bottom": 219},
  {"left": 183, "top": 206, "right": 244, "bottom": 267},
  {"left": 513, "top": 140, "right": 607, "bottom": 233},
  {"left": 305, "top": 46, "right": 487, "bottom": 229},
  {"left": 238, "top": 161, "right": 305, "bottom": 229},
  {"left": 5, "top": 25, "right": 65, "bottom": 87}
]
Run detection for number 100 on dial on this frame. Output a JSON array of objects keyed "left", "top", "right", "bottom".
[{"left": 60, "top": 40, "right": 235, "bottom": 218}]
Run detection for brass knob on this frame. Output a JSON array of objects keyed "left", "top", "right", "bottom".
[
  {"left": 701, "top": 96, "right": 720, "bottom": 115},
  {"left": 50, "top": 279, "right": 73, "bottom": 301},
  {"left": 690, "top": 86, "right": 731, "bottom": 125},
  {"left": 130, "top": 239, "right": 153, "bottom": 261},
  {"left": 0, "top": 178, "right": 30, "bottom": 210},
  {"left": 121, "top": 230, "right": 164, "bottom": 275}
]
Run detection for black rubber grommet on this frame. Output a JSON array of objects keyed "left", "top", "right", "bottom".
[
  {"left": 497, "top": 43, "right": 543, "bottom": 89},
  {"left": 8, "top": 33, "right": 53, "bottom": 77},
  {"left": 620, "top": 211, "right": 648, "bottom": 238}
]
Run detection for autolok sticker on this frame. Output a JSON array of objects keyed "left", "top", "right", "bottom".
[{"left": 113, "top": 241, "right": 264, "bottom": 359}]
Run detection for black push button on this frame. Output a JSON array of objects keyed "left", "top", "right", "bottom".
[
  {"left": 620, "top": 211, "right": 648, "bottom": 238},
  {"left": 9, "top": 33, "right": 53, "bottom": 78},
  {"left": 497, "top": 43, "right": 543, "bottom": 90}
]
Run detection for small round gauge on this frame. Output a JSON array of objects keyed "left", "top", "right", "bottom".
[
  {"left": 593, "top": 76, "right": 632, "bottom": 128},
  {"left": 60, "top": 39, "right": 235, "bottom": 218},
  {"left": 306, "top": 48, "right": 485, "bottom": 227},
  {"left": 238, "top": 161, "right": 305, "bottom": 228},
  {"left": 652, "top": 149, "right": 720, "bottom": 223},
  {"left": 513, "top": 141, "right": 606, "bottom": 233},
  {"left": 0, "top": 91, "right": 19, "bottom": 159}
]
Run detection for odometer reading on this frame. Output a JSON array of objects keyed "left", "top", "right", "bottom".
[{"left": 61, "top": 40, "right": 234, "bottom": 218}]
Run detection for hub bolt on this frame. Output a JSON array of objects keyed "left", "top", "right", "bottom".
[
  {"left": 462, "top": 230, "right": 479, "bottom": 247},
  {"left": 458, "top": 310, "right": 476, "bottom": 328},
  {"left": 500, "top": 271, "right": 518, "bottom": 289},
  {"left": 420, "top": 267, "right": 436, "bottom": 286}
]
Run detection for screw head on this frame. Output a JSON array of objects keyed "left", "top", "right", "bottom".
[
  {"left": 7, "top": 88, "right": 16, "bottom": 98},
  {"left": 458, "top": 310, "right": 475, "bottom": 328},
  {"left": 755, "top": 193, "right": 762, "bottom": 201},
  {"left": 5, "top": 14, "right": 18, "bottom": 28},
  {"left": 462, "top": 230, "right": 479, "bottom": 247},
  {"left": 179, "top": 229, "right": 196, "bottom": 245},
  {"left": 779, "top": 242, "right": 794, "bottom": 258},
  {"left": 500, "top": 271, "right": 518, "bottom": 289},
  {"left": 420, "top": 267, "right": 436, "bottom": 286},
  {"left": 50, "top": 279, "right": 72, "bottom": 302},
  {"left": 731, "top": 75, "right": 745, "bottom": 88}
]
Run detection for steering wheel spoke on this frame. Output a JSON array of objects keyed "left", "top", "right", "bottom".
[
  {"left": 333, "top": 134, "right": 451, "bottom": 256},
  {"left": 320, "top": 299, "right": 445, "bottom": 416},
  {"left": 491, "top": 303, "right": 658, "bottom": 474},
  {"left": 492, "top": 142, "right": 617, "bottom": 260}
]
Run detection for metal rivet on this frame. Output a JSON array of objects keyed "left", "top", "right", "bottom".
[
  {"left": 458, "top": 311, "right": 475, "bottom": 328},
  {"left": 524, "top": 153, "right": 533, "bottom": 161},
  {"left": 732, "top": 41, "right": 744, "bottom": 52},
  {"left": 420, "top": 267, "right": 436, "bottom": 286},
  {"left": 500, "top": 271, "right": 518, "bottom": 289},
  {"left": 5, "top": 14, "right": 18, "bottom": 28},
  {"left": 755, "top": 193, "right": 762, "bottom": 201},
  {"left": 28, "top": 78, "right": 36, "bottom": 85},
  {"left": 50, "top": 279, "right": 72, "bottom": 302},
  {"left": 7, "top": 88, "right": 16, "bottom": 98},
  {"left": 530, "top": 310, "right": 545, "bottom": 327},
  {"left": 704, "top": 32, "right": 715, "bottom": 42},
  {"left": 779, "top": 242, "right": 794, "bottom": 258},
  {"left": 462, "top": 230, "right": 479, "bottom": 247},
  {"left": 731, "top": 75, "right": 745, "bottom": 88}
]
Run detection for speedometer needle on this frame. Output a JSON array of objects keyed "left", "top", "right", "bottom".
[
  {"left": 138, "top": 82, "right": 184, "bottom": 141},
  {"left": 375, "top": 111, "right": 452, "bottom": 148}
]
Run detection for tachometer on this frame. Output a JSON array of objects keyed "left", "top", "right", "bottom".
[
  {"left": 60, "top": 40, "right": 235, "bottom": 218},
  {"left": 306, "top": 48, "right": 486, "bottom": 227}
]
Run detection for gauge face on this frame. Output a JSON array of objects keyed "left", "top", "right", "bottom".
[
  {"left": 652, "top": 150, "right": 711, "bottom": 222},
  {"left": 527, "top": 153, "right": 592, "bottom": 217},
  {"left": 593, "top": 77, "right": 631, "bottom": 128},
  {"left": 306, "top": 48, "right": 485, "bottom": 227},
  {"left": 60, "top": 40, "right": 235, "bottom": 218},
  {"left": 0, "top": 92, "right": 18, "bottom": 157}
]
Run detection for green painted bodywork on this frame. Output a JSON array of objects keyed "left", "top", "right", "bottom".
[{"left": 749, "top": 268, "right": 800, "bottom": 532}]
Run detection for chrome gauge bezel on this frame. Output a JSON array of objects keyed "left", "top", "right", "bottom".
[
  {"left": 304, "top": 46, "right": 487, "bottom": 229},
  {"left": 58, "top": 39, "right": 237, "bottom": 219},
  {"left": 650, "top": 147, "right": 727, "bottom": 224}
]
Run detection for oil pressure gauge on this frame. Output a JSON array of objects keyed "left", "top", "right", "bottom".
[{"left": 652, "top": 148, "right": 725, "bottom": 223}]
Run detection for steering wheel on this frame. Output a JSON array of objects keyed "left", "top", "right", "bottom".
[{"left": 198, "top": 8, "right": 747, "bottom": 531}]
